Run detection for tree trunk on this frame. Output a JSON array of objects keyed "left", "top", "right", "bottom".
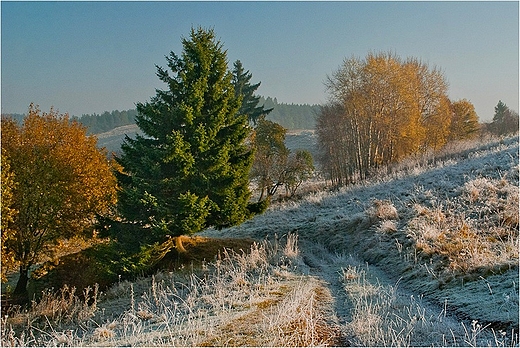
[
  {"left": 174, "top": 236, "right": 187, "bottom": 253},
  {"left": 258, "top": 187, "right": 265, "bottom": 202},
  {"left": 13, "top": 266, "right": 29, "bottom": 303}
]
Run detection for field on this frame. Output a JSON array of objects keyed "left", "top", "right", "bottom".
[{"left": 1, "top": 134, "right": 518, "bottom": 347}]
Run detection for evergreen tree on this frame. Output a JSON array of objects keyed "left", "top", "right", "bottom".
[
  {"left": 117, "top": 27, "right": 253, "bottom": 237},
  {"left": 491, "top": 100, "right": 519, "bottom": 135},
  {"left": 493, "top": 100, "right": 508, "bottom": 124},
  {"left": 232, "top": 60, "right": 272, "bottom": 125}
]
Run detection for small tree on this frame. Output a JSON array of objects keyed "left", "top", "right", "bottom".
[
  {"left": 232, "top": 60, "right": 272, "bottom": 125},
  {"left": 490, "top": 100, "right": 519, "bottom": 135},
  {"left": 251, "top": 117, "right": 314, "bottom": 200},
  {"left": 493, "top": 100, "right": 508, "bottom": 124},
  {"left": 250, "top": 117, "right": 289, "bottom": 201},
  {"left": 1, "top": 104, "right": 117, "bottom": 299},
  {"left": 449, "top": 99, "right": 480, "bottom": 141},
  {"left": 117, "top": 27, "right": 253, "bottom": 237},
  {"left": 284, "top": 150, "right": 315, "bottom": 197}
]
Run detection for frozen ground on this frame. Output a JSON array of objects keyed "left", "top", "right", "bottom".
[
  {"left": 3, "top": 135, "right": 518, "bottom": 346},
  {"left": 203, "top": 135, "right": 519, "bottom": 344}
]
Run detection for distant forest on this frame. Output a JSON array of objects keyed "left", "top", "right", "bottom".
[
  {"left": 2, "top": 110, "right": 138, "bottom": 135},
  {"left": 260, "top": 97, "right": 320, "bottom": 129},
  {"left": 2, "top": 98, "right": 319, "bottom": 134},
  {"left": 72, "top": 110, "right": 138, "bottom": 134}
]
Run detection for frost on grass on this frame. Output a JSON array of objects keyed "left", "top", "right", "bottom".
[
  {"left": 407, "top": 166, "right": 519, "bottom": 273},
  {"left": 3, "top": 135, "right": 519, "bottom": 347},
  {"left": 341, "top": 263, "right": 455, "bottom": 347},
  {"left": 233, "top": 134, "right": 519, "bottom": 340},
  {"left": 1, "top": 234, "right": 340, "bottom": 347},
  {"left": 341, "top": 263, "right": 518, "bottom": 347},
  {"left": 366, "top": 199, "right": 399, "bottom": 222}
]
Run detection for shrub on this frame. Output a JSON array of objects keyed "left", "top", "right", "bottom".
[{"left": 367, "top": 199, "right": 399, "bottom": 222}]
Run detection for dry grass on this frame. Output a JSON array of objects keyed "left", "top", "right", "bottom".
[
  {"left": 366, "top": 199, "right": 399, "bottom": 222},
  {"left": 342, "top": 264, "right": 443, "bottom": 347},
  {"left": 407, "top": 174, "right": 519, "bottom": 273},
  {"left": 340, "top": 262, "right": 518, "bottom": 347},
  {"left": 200, "top": 278, "right": 340, "bottom": 347},
  {"left": 1, "top": 233, "right": 341, "bottom": 347}
]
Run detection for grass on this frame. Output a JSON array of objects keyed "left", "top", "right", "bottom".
[
  {"left": 340, "top": 262, "right": 518, "bottom": 347},
  {"left": 6, "top": 234, "right": 256, "bottom": 303},
  {"left": 204, "top": 134, "right": 519, "bottom": 344},
  {"left": 2, "top": 234, "right": 341, "bottom": 346},
  {"left": 2, "top": 133, "right": 518, "bottom": 347}
]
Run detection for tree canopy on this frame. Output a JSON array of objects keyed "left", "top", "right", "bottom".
[
  {"left": 251, "top": 117, "right": 314, "bottom": 200},
  {"left": 251, "top": 117, "right": 290, "bottom": 200},
  {"left": 117, "top": 27, "right": 253, "bottom": 237},
  {"left": 449, "top": 99, "right": 480, "bottom": 141},
  {"left": 317, "top": 52, "right": 453, "bottom": 185},
  {"left": 1, "top": 104, "right": 117, "bottom": 297}
]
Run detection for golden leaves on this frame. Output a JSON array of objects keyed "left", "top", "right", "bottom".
[{"left": 1, "top": 104, "right": 117, "bottom": 270}]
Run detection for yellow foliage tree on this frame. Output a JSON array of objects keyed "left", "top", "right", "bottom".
[
  {"left": 1, "top": 104, "right": 117, "bottom": 299},
  {"left": 319, "top": 52, "right": 452, "bottom": 184},
  {"left": 449, "top": 99, "right": 480, "bottom": 141},
  {"left": 1, "top": 150, "right": 17, "bottom": 282}
]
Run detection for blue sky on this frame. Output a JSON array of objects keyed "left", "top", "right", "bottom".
[{"left": 1, "top": 1, "right": 518, "bottom": 121}]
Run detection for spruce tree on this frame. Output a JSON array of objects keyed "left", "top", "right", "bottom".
[
  {"left": 493, "top": 100, "right": 508, "bottom": 124},
  {"left": 117, "top": 28, "right": 253, "bottom": 236},
  {"left": 232, "top": 60, "right": 272, "bottom": 125}
]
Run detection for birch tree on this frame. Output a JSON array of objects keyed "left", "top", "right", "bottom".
[{"left": 318, "top": 52, "right": 452, "bottom": 185}]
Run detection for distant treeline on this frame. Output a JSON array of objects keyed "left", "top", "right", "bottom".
[
  {"left": 2, "top": 110, "right": 137, "bottom": 135},
  {"left": 3, "top": 113, "right": 25, "bottom": 124},
  {"left": 260, "top": 97, "right": 319, "bottom": 129},
  {"left": 2, "top": 98, "right": 319, "bottom": 135},
  {"left": 72, "top": 109, "right": 138, "bottom": 135}
]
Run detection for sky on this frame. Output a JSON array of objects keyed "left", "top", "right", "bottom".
[{"left": 1, "top": 1, "right": 518, "bottom": 122}]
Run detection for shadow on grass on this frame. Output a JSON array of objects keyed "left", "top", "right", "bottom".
[{"left": 27, "top": 222, "right": 256, "bottom": 303}]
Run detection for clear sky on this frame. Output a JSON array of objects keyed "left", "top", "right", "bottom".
[{"left": 1, "top": 1, "right": 518, "bottom": 122}]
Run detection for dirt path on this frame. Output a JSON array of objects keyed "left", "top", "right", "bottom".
[
  {"left": 298, "top": 242, "right": 354, "bottom": 324},
  {"left": 296, "top": 240, "right": 472, "bottom": 347}
]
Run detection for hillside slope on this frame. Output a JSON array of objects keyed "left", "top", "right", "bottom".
[
  {"left": 3, "top": 136, "right": 517, "bottom": 346},
  {"left": 204, "top": 135, "right": 519, "bottom": 337},
  {"left": 95, "top": 124, "right": 140, "bottom": 154},
  {"left": 95, "top": 125, "right": 318, "bottom": 156}
]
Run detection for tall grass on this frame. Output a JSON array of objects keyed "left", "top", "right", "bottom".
[
  {"left": 340, "top": 263, "right": 519, "bottom": 347},
  {"left": 1, "top": 234, "right": 340, "bottom": 347}
]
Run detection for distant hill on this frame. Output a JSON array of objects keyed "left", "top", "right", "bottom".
[
  {"left": 80, "top": 97, "right": 319, "bottom": 135},
  {"left": 1, "top": 109, "right": 137, "bottom": 135},
  {"left": 95, "top": 124, "right": 140, "bottom": 155},
  {"left": 285, "top": 129, "right": 318, "bottom": 164},
  {"left": 3, "top": 97, "right": 318, "bottom": 135},
  {"left": 4, "top": 98, "right": 320, "bottom": 154},
  {"left": 95, "top": 125, "right": 319, "bottom": 160}
]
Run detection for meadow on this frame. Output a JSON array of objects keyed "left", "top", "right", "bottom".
[{"left": 1, "top": 134, "right": 518, "bottom": 347}]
